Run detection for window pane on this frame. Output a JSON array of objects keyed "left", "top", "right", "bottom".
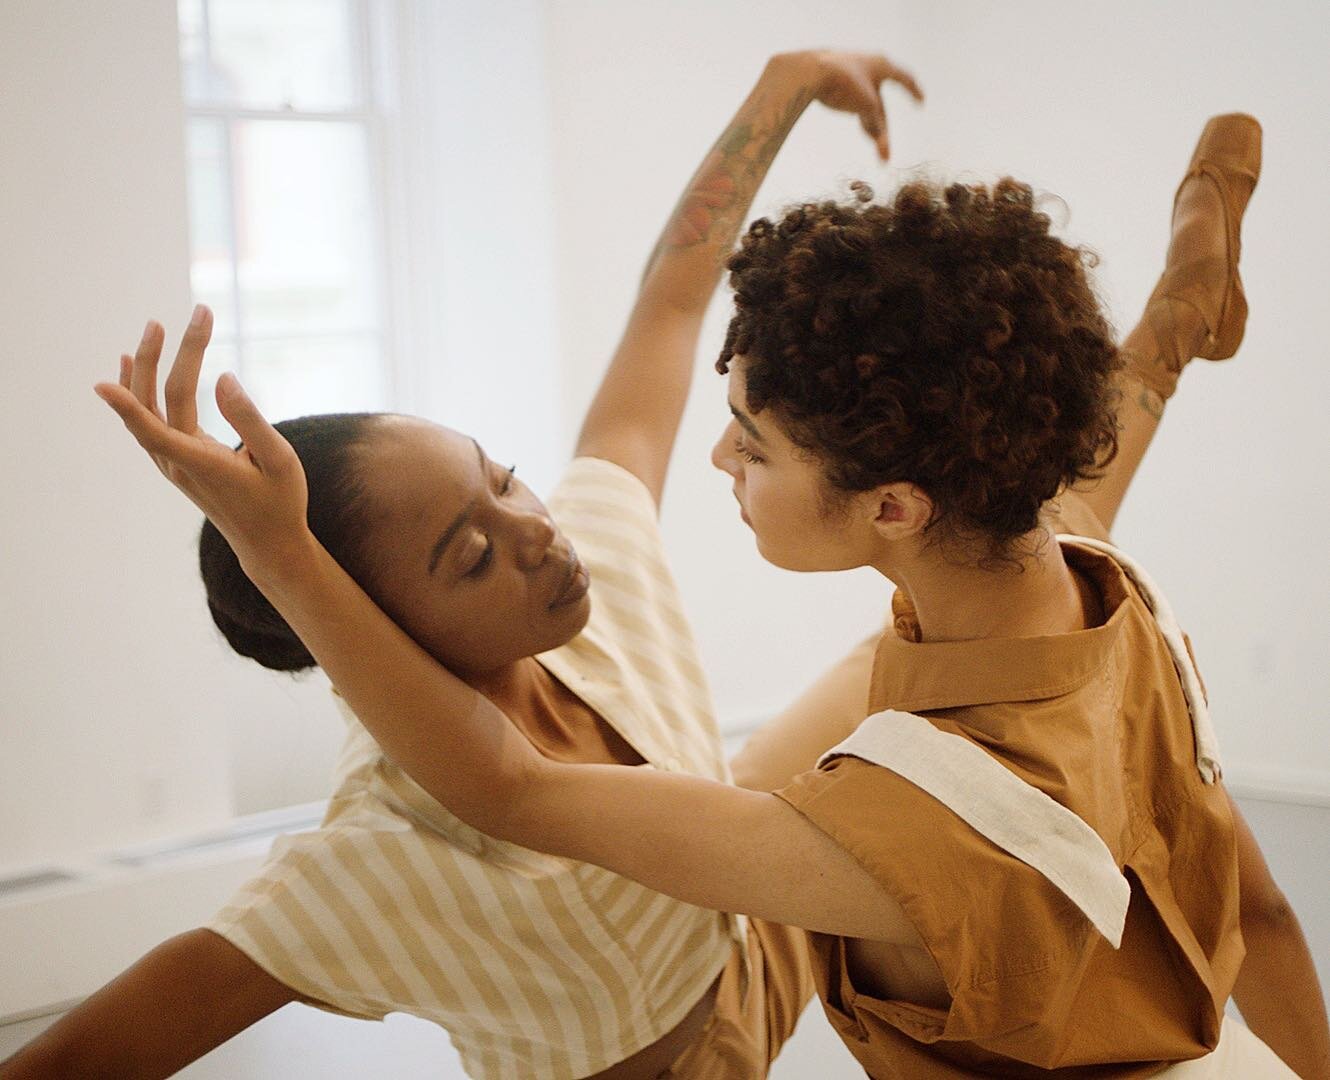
[
  {"left": 232, "top": 120, "right": 379, "bottom": 339},
  {"left": 177, "top": 0, "right": 209, "bottom": 102},
  {"left": 242, "top": 335, "right": 388, "bottom": 423},
  {"left": 184, "top": 118, "right": 237, "bottom": 338},
  {"left": 193, "top": 0, "right": 361, "bottom": 111}
]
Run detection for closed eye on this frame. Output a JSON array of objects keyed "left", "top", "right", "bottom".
[
  {"left": 465, "top": 540, "right": 494, "bottom": 579},
  {"left": 734, "top": 437, "right": 764, "bottom": 465}
]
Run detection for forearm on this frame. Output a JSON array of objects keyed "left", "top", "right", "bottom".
[
  {"left": 244, "top": 536, "right": 539, "bottom": 831},
  {"left": 575, "top": 54, "right": 819, "bottom": 480},
  {"left": 637, "top": 53, "right": 817, "bottom": 309},
  {"left": 0, "top": 929, "right": 295, "bottom": 1079},
  {"left": 1223, "top": 791, "right": 1330, "bottom": 1077},
  {"left": 1231, "top": 909, "right": 1330, "bottom": 1078}
]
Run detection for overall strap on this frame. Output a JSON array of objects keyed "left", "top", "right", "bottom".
[
  {"left": 1059, "top": 534, "right": 1222, "bottom": 783},
  {"left": 819, "top": 709, "right": 1131, "bottom": 947}
]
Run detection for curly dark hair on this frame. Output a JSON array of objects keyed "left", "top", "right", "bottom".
[{"left": 718, "top": 177, "right": 1120, "bottom": 561}]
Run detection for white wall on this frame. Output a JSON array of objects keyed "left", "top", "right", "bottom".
[
  {"left": 2, "top": 0, "right": 1325, "bottom": 899},
  {"left": 0, "top": 0, "right": 240, "bottom": 866},
  {"left": 2, "top": 0, "right": 1325, "bottom": 887}
]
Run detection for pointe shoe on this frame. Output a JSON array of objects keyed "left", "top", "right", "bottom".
[{"left": 1131, "top": 114, "right": 1262, "bottom": 398}]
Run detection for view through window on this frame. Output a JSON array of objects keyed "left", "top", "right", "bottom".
[{"left": 177, "top": 0, "right": 389, "bottom": 438}]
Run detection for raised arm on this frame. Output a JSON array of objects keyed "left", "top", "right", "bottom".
[
  {"left": 576, "top": 50, "right": 922, "bottom": 505},
  {"left": 97, "top": 60, "right": 925, "bottom": 942},
  {"left": 95, "top": 47, "right": 924, "bottom": 946},
  {"left": 0, "top": 929, "right": 296, "bottom": 1079}
]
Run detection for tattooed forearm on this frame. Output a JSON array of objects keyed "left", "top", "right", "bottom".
[{"left": 641, "top": 84, "right": 813, "bottom": 283}]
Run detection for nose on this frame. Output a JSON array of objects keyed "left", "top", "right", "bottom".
[
  {"left": 514, "top": 509, "right": 558, "bottom": 570},
  {"left": 711, "top": 419, "right": 740, "bottom": 478}
]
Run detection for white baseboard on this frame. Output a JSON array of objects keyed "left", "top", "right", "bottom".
[
  {"left": 0, "top": 802, "right": 326, "bottom": 1025},
  {"left": 1223, "top": 765, "right": 1330, "bottom": 808}
]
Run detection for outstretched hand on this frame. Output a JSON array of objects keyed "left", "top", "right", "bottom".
[
  {"left": 797, "top": 49, "right": 924, "bottom": 161},
  {"left": 94, "top": 305, "right": 310, "bottom": 574}
]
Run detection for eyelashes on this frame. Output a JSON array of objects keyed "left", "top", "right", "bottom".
[
  {"left": 464, "top": 465, "right": 518, "bottom": 580},
  {"left": 466, "top": 541, "right": 493, "bottom": 578},
  {"left": 734, "top": 437, "right": 764, "bottom": 465}
]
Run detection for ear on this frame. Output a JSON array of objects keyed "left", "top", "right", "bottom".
[{"left": 867, "top": 482, "right": 933, "bottom": 540}]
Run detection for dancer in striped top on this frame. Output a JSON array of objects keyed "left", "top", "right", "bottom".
[{"left": 4, "top": 49, "right": 919, "bottom": 1080}]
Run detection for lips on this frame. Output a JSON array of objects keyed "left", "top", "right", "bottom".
[{"left": 549, "top": 548, "right": 590, "bottom": 609}]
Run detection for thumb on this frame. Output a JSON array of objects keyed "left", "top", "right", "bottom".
[
  {"left": 860, "top": 99, "right": 890, "bottom": 161},
  {"left": 215, "top": 373, "right": 292, "bottom": 476}
]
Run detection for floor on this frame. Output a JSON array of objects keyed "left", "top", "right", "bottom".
[{"left": 2, "top": 792, "right": 1324, "bottom": 1077}]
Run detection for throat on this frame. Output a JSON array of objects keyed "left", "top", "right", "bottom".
[{"left": 476, "top": 658, "right": 645, "bottom": 766}]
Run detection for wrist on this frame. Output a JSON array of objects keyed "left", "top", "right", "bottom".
[
  {"left": 765, "top": 50, "right": 823, "bottom": 91},
  {"left": 235, "top": 527, "right": 328, "bottom": 596}
]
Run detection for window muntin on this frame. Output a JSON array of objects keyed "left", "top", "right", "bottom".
[{"left": 178, "top": 0, "right": 388, "bottom": 438}]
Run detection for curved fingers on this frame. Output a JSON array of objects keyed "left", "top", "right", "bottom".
[
  {"left": 130, "top": 320, "right": 166, "bottom": 418},
  {"left": 95, "top": 381, "right": 211, "bottom": 465},
  {"left": 871, "top": 55, "right": 924, "bottom": 103},
  {"left": 214, "top": 372, "right": 299, "bottom": 481},
  {"left": 164, "top": 305, "right": 214, "bottom": 433}
]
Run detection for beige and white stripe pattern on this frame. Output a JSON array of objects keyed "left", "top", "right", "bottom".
[{"left": 209, "top": 457, "right": 742, "bottom": 1079}]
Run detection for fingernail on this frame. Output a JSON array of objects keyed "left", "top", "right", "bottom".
[
  {"left": 139, "top": 321, "right": 155, "bottom": 347},
  {"left": 190, "top": 303, "right": 207, "bottom": 327}
]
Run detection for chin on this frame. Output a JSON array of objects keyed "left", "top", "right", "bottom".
[{"left": 551, "top": 593, "right": 593, "bottom": 644}]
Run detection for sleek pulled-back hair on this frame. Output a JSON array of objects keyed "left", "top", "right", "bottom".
[
  {"left": 719, "top": 178, "right": 1121, "bottom": 561},
  {"left": 198, "top": 413, "right": 382, "bottom": 672}
]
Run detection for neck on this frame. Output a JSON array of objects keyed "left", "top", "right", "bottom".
[
  {"left": 883, "top": 528, "right": 1091, "bottom": 643},
  {"left": 462, "top": 656, "right": 545, "bottom": 712}
]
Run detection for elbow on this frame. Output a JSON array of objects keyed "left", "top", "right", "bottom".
[{"left": 1241, "top": 883, "right": 1297, "bottom": 933}]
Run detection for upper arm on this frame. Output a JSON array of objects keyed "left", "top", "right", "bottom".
[
  {"left": 1225, "top": 789, "right": 1291, "bottom": 926},
  {"left": 574, "top": 295, "right": 707, "bottom": 507},
  {"left": 520, "top": 761, "right": 918, "bottom": 944}
]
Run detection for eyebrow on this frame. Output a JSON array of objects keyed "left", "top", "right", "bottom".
[
  {"left": 729, "top": 401, "right": 767, "bottom": 444},
  {"left": 426, "top": 440, "right": 487, "bottom": 575}
]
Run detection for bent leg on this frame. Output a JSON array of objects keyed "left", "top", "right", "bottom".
[
  {"left": 729, "top": 635, "right": 877, "bottom": 793},
  {"left": 1075, "top": 116, "right": 1261, "bottom": 532}
]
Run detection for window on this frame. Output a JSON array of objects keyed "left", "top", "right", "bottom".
[
  {"left": 175, "top": 0, "right": 562, "bottom": 497},
  {"left": 177, "top": 0, "right": 390, "bottom": 437}
]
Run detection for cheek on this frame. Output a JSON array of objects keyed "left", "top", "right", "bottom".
[
  {"left": 744, "top": 472, "right": 847, "bottom": 568},
  {"left": 744, "top": 473, "right": 804, "bottom": 540}
]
